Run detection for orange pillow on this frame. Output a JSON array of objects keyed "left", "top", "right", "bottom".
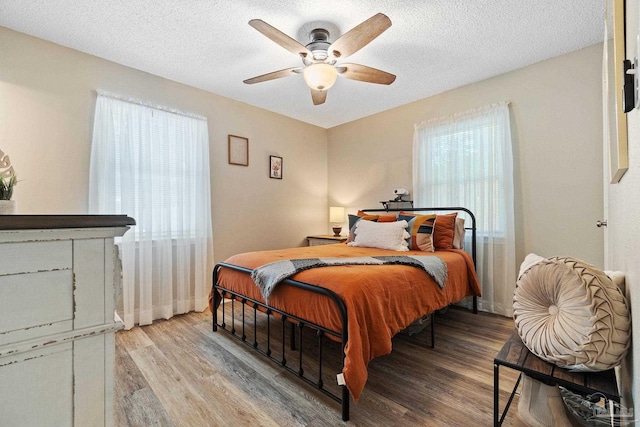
[
  {"left": 433, "top": 213, "right": 457, "bottom": 250},
  {"left": 357, "top": 210, "right": 397, "bottom": 222},
  {"left": 356, "top": 213, "right": 379, "bottom": 221}
]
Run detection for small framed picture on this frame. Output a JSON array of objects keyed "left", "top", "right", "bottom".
[
  {"left": 228, "top": 135, "right": 249, "bottom": 166},
  {"left": 269, "top": 155, "right": 283, "bottom": 179}
]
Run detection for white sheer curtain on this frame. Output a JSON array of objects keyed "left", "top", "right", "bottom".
[
  {"left": 89, "top": 93, "right": 213, "bottom": 329},
  {"left": 413, "top": 102, "right": 516, "bottom": 316}
]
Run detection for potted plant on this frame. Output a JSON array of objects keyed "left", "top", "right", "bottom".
[{"left": 0, "top": 149, "right": 17, "bottom": 214}]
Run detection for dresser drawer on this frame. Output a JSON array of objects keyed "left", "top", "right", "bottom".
[
  {"left": 0, "top": 270, "right": 74, "bottom": 345},
  {"left": 0, "top": 240, "right": 72, "bottom": 275}
]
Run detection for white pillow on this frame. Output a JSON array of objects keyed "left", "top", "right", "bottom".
[{"left": 347, "top": 219, "right": 410, "bottom": 251}]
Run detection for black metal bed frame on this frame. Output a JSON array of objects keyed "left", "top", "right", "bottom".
[{"left": 212, "top": 207, "right": 478, "bottom": 422}]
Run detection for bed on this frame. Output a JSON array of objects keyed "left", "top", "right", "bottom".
[{"left": 211, "top": 207, "right": 481, "bottom": 421}]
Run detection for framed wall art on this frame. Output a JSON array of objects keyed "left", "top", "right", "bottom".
[
  {"left": 604, "top": 0, "right": 629, "bottom": 183},
  {"left": 269, "top": 155, "right": 282, "bottom": 179},
  {"left": 228, "top": 135, "right": 249, "bottom": 166}
]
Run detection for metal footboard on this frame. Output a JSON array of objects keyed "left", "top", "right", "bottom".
[{"left": 212, "top": 262, "right": 351, "bottom": 421}]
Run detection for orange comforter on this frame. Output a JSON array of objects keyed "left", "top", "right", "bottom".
[{"left": 213, "top": 244, "right": 481, "bottom": 402}]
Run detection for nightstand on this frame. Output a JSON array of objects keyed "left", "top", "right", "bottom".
[{"left": 307, "top": 235, "right": 348, "bottom": 246}]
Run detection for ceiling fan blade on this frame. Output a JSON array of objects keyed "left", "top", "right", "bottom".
[
  {"left": 249, "top": 19, "right": 312, "bottom": 59},
  {"left": 311, "top": 89, "right": 327, "bottom": 105},
  {"left": 338, "top": 63, "right": 396, "bottom": 85},
  {"left": 329, "top": 13, "right": 391, "bottom": 59},
  {"left": 243, "top": 67, "right": 302, "bottom": 84}
]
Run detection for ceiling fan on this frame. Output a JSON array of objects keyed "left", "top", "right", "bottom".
[{"left": 243, "top": 13, "right": 396, "bottom": 105}]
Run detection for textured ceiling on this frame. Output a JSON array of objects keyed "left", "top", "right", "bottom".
[{"left": 0, "top": 0, "right": 605, "bottom": 128}]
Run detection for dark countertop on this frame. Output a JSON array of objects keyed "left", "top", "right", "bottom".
[{"left": 0, "top": 215, "right": 136, "bottom": 230}]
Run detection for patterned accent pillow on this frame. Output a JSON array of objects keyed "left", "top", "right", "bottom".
[
  {"left": 400, "top": 211, "right": 458, "bottom": 250},
  {"left": 398, "top": 214, "right": 436, "bottom": 252}
]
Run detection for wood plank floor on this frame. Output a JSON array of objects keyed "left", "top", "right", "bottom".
[{"left": 115, "top": 305, "right": 521, "bottom": 426}]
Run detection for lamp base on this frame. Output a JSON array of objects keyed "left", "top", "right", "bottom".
[{"left": 332, "top": 226, "right": 342, "bottom": 237}]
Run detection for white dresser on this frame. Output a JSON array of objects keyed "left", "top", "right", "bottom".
[{"left": 0, "top": 215, "right": 134, "bottom": 427}]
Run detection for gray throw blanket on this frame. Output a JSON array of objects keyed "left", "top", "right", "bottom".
[{"left": 251, "top": 255, "right": 447, "bottom": 301}]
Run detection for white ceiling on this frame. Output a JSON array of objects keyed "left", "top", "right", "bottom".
[{"left": 0, "top": 0, "right": 605, "bottom": 128}]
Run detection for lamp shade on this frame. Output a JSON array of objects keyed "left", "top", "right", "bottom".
[
  {"left": 303, "top": 64, "right": 338, "bottom": 91},
  {"left": 329, "top": 206, "right": 345, "bottom": 223}
]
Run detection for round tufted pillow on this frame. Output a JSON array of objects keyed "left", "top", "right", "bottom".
[{"left": 513, "top": 256, "right": 630, "bottom": 371}]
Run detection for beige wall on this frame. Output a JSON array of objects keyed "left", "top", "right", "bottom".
[
  {"left": 0, "top": 26, "right": 328, "bottom": 263},
  {"left": 611, "top": 0, "right": 640, "bottom": 416},
  {"left": 328, "top": 44, "right": 605, "bottom": 267}
]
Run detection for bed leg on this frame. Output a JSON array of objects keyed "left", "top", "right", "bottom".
[
  {"left": 341, "top": 386, "right": 350, "bottom": 421},
  {"left": 473, "top": 295, "right": 478, "bottom": 314}
]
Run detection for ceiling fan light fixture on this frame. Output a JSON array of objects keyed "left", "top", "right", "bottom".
[
  {"left": 303, "top": 63, "right": 337, "bottom": 91},
  {"left": 245, "top": 14, "right": 394, "bottom": 105}
]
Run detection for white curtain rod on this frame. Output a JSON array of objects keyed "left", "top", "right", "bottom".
[
  {"left": 96, "top": 90, "right": 207, "bottom": 121},
  {"left": 414, "top": 101, "right": 510, "bottom": 129}
]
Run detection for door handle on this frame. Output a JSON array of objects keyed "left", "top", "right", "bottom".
[{"left": 596, "top": 220, "right": 608, "bottom": 228}]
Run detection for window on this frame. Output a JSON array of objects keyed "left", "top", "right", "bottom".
[
  {"left": 89, "top": 93, "right": 213, "bottom": 328},
  {"left": 413, "top": 102, "right": 516, "bottom": 316},
  {"left": 416, "top": 122, "right": 507, "bottom": 233}
]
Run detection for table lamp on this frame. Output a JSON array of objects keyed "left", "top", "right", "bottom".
[{"left": 329, "top": 206, "right": 345, "bottom": 236}]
